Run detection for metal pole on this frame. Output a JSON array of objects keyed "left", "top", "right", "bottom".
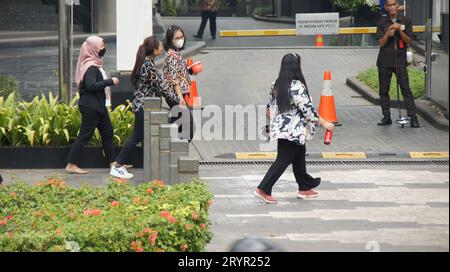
[
  {"left": 404, "top": 0, "right": 407, "bottom": 16},
  {"left": 58, "top": 0, "right": 73, "bottom": 104},
  {"left": 425, "top": 0, "right": 434, "bottom": 99},
  {"left": 272, "top": 0, "right": 275, "bottom": 17}
]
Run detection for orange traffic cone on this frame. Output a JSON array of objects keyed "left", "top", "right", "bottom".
[
  {"left": 318, "top": 70, "right": 339, "bottom": 124},
  {"left": 315, "top": 34, "right": 324, "bottom": 47},
  {"left": 184, "top": 58, "right": 201, "bottom": 108}
]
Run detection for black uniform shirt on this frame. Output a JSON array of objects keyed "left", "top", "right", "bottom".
[{"left": 376, "top": 15, "right": 413, "bottom": 68}]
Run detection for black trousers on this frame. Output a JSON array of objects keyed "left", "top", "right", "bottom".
[
  {"left": 67, "top": 105, "right": 115, "bottom": 165},
  {"left": 378, "top": 66, "right": 416, "bottom": 116},
  {"left": 257, "top": 139, "right": 320, "bottom": 196},
  {"left": 196, "top": 11, "right": 217, "bottom": 38},
  {"left": 115, "top": 108, "right": 144, "bottom": 165}
]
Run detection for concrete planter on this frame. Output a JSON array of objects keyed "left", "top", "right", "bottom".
[{"left": 0, "top": 146, "right": 143, "bottom": 169}]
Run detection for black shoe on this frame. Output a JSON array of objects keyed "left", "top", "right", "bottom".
[
  {"left": 193, "top": 34, "right": 202, "bottom": 39},
  {"left": 377, "top": 115, "right": 392, "bottom": 126},
  {"left": 410, "top": 115, "right": 420, "bottom": 128},
  {"left": 212, "top": 36, "right": 216, "bottom": 39}
]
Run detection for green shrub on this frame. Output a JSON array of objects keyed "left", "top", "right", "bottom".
[
  {"left": 163, "top": 0, "right": 177, "bottom": 16},
  {"left": 0, "top": 92, "right": 135, "bottom": 147},
  {"left": 0, "top": 178, "right": 213, "bottom": 252},
  {"left": 0, "top": 76, "right": 19, "bottom": 99},
  {"left": 356, "top": 67, "right": 425, "bottom": 100},
  {"left": 253, "top": 6, "right": 272, "bottom": 16}
]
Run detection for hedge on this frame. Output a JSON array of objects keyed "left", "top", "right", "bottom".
[
  {"left": 0, "top": 92, "right": 134, "bottom": 147},
  {"left": 356, "top": 67, "right": 425, "bottom": 100},
  {"left": 0, "top": 178, "right": 213, "bottom": 252}
]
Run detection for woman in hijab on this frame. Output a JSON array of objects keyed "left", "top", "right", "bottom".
[{"left": 65, "top": 36, "right": 120, "bottom": 174}]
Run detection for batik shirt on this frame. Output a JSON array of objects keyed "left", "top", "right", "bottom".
[
  {"left": 268, "top": 80, "right": 319, "bottom": 145},
  {"left": 163, "top": 49, "right": 191, "bottom": 95},
  {"left": 131, "top": 59, "right": 179, "bottom": 112}
]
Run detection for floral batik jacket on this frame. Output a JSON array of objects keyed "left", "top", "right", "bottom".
[
  {"left": 268, "top": 80, "right": 319, "bottom": 145},
  {"left": 131, "top": 59, "right": 179, "bottom": 112},
  {"left": 163, "top": 49, "right": 191, "bottom": 95}
]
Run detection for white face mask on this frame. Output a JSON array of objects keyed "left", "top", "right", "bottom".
[{"left": 174, "top": 39, "right": 184, "bottom": 49}]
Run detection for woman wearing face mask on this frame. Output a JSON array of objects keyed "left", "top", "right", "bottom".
[
  {"left": 254, "top": 53, "right": 335, "bottom": 204},
  {"left": 163, "top": 25, "right": 194, "bottom": 142},
  {"left": 66, "top": 36, "right": 120, "bottom": 174},
  {"left": 110, "top": 36, "right": 179, "bottom": 179}
]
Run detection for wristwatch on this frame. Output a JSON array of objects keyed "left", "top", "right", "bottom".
[{"left": 400, "top": 25, "right": 405, "bottom": 31}]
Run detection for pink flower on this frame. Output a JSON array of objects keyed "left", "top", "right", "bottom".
[
  {"left": 91, "top": 209, "right": 101, "bottom": 216},
  {"left": 167, "top": 215, "right": 176, "bottom": 224},
  {"left": 185, "top": 224, "right": 191, "bottom": 231},
  {"left": 143, "top": 228, "right": 152, "bottom": 234},
  {"left": 150, "top": 231, "right": 158, "bottom": 246},
  {"left": 160, "top": 210, "right": 170, "bottom": 218},
  {"left": 131, "top": 241, "right": 143, "bottom": 252},
  {"left": 152, "top": 180, "right": 165, "bottom": 188},
  {"left": 4, "top": 216, "right": 13, "bottom": 221},
  {"left": 200, "top": 223, "right": 207, "bottom": 230},
  {"left": 113, "top": 178, "right": 127, "bottom": 184},
  {"left": 191, "top": 212, "right": 199, "bottom": 221},
  {"left": 133, "top": 197, "right": 141, "bottom": 205},
  {"left": 83, "top": 208, "right": 102, "bottom": 216},
  {"left": 111, "top": 201, "right": 119, "bottom": 207},
  {"left": 180, "top": 243, "right": 188, "bottom": 252},
  {"left": 0, "top": 220, "right": 6, "bottom": 226},
  {"left": 146, "top": 188, "right": 154, "bottom": 195}
]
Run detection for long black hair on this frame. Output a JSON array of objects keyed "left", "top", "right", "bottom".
[
  {"left": 274, "top": 53, "right": 309, "bottom": 113},
  {"left": 164, "top": 25, "right": 186, "bottom": 51},
  {"left": 130, "top": 36, "right": 161, "bottom": 89}
]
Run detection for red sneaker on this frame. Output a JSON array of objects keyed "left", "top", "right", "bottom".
[
  {"left": 254, "top": 189, "right": 277, "bottom": 204},
  {"left": 297, "top": 189, "right": 319, "bottom": 199}
]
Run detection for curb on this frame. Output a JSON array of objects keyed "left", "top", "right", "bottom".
[
  {"left": 252, "top": 15, "right": 295, "bottom": 25},
  {"left": 112, "top": 41, "right": 206, "bottom": 76},
  {"left": 346, "top": 76, "right": 449, "bottom": 131},
  {"left": 216, "top": 152, "right": 449, "bottom": 160},
  {"left": 0, "top": 33, "right": 117, "bottom": 49}
]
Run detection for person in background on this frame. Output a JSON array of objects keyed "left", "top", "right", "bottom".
[
  {"left": 254, "top": 53, "right": 335, "bottom": 204},
  {"left": 163, "top": 25, "right": 194, "bottom": 142},
  {"left": 376, "top": 0, "right": 419, "bottom": 127},
  {"left": 193, "top": 0, "right": 218, "bottom": 40},
  {"left": 66, "top": 36, "right": 120, "bottom": 174},
  {"left": 380, "top": 0, "right": 405, "bottom": 16},
  {"left": 110, "top": 36, "right": 179, "bottom": 179}
]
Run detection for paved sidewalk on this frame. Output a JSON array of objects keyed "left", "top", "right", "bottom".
[{"left": 203, "top": 164, "right": 449, "bottom": 252}]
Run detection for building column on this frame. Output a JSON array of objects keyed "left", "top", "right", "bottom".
[
  {"left": 93, "top": 0, "right": 117, "bottom": 33},
  {"left": 276, "top": 0, "right": 282, "bottom": 18},
  {"left": 116, "top": 0, "right": 153, "bottom": 72}
]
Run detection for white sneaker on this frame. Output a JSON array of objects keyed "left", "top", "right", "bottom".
[{"left": 110, "top": 166, "right": 134, "bottom": 179}]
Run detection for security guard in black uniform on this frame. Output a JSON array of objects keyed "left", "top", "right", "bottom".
[{"left": 376, "top": 0, "right": 419, "bottom": 128}]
